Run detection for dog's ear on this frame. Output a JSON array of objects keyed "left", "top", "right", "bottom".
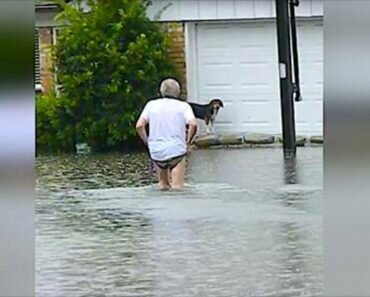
[
  {"left": 210, "top": 98, "right": 220, "bottom": 105},
  {"left": 212, "top": 99, "right": 224, "bottom": 107}
]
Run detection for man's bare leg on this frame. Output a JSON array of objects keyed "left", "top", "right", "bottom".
[
  {"left": 170, "top": 158, "right": 186, "bottom": 190},
  {"left": 156, "top": 165, "right": 170, "bottom": 190}
]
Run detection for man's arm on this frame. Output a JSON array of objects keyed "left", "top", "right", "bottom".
[
  {"left": 186, "top": 119, "right": 197, "bottom": 145},
  {"left": 184, "top": 103, "right": 197, "bottom": 146},
  {"left": 136, "top": 102, "right": 150, "bottom": 146},
  {"left": 136, "top": 117, "right": 148, "bottom": 146}
]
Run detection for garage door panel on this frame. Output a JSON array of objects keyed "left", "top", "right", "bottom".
[
  {"left": 198, "top": 84, "right": 235, "bottom": 94},
  {"left": 202, "top": 84, "right": 233, "bottom": 90},
  {"left": 213, "top": 103, "right": 237, "bottom": 132},
  {"left": 198, "top": 95, "right": 237, "bottom": 103},
  {"left": 195, "top": 20, "right": 323, "bottom": 135},
  {"left": 241, "top": 103, "right": 273, "bottom": 123},
  {"left": 297, "top": 22, "right": 323, "bottom": 39},
  {"left": 200, "top": 60, "right": 233, "bottom": 66},
  {"left": 197, "top": 41, "right": 234, "bottom": 56},
  {"left": 198, "top": 48, "right": 236, "bottom": 57},
  {"left": 197, "top": 57, "right": 234, "bottom": 67},
  {"left": 295, "top": 101, "right": 311, "bottom": 122},
  {"left": 198, "top": 66, "right": 235, "bottom": 88},
  {"left": 295, "top": 100, "right": 323, "bottom": 134},
  {"left": 216, "top": 105, "right": 235, "bottom": 123},
  {"left": 239, "top": 64, "right": 277, "bottom": 86},
  {"left": 300, "top": 82, "right": 322, "bottom": 92},
  {"left": 236, "top": 51, "right": 276, "bottom": 61},
  {"left": 198, "top": 25, "right": 234, "bottom": 37},
  {"left": 241, "top": 123, "right": 275, "bottom": 133},
  {"left": 238, "top": 61, "right": 271, "bottom": 66},
  {"left": 300, "top": 63, "right": 323, "bottom": 89},
  {"left": 312, "top": 100, "right": 323, "bottom": 123},
  {"left": 236, "top": 25, "right": 275, "bottom": 39},
  {"left": 241, "top": 85, "right": 272, "bottom": 93},
  {"left": 214, "top": 123, "right": 234, "bottom": 132},
  {"left": 241, "top": 97, "right": 280, "bottom": 132}
]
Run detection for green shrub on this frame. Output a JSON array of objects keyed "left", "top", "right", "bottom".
[
  {"left": 50, "top": 0, "right": 177, "bottom": 152},
  {"left": 36, "top": 92, "right": 75, "bottom": 154}
]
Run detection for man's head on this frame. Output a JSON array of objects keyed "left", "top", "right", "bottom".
[{"left": 159, "top": 78, "right": 181, "bottom": 99}]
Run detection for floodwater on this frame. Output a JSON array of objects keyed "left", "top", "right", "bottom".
[{"left": 36, "top": 147, "right": 323, "bottom": 297}]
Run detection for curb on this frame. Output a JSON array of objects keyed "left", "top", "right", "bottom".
[{"left": 193, "top": 133, "right": 323, "bottom": 149}]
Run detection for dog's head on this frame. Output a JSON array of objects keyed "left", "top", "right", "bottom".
[{"left": 209, "top": 98, "right": 224, "bottom": 112}]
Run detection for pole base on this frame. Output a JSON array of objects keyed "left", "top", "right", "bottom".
[{"left": 283, "top": 148, "right": 296, "bottom": 159}]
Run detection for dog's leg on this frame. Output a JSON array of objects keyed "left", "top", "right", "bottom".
[
  {"left": 205, "top": 118, "right": 211, "bottom": 134},
  {"left": 210, "top": 120, "right": 214, "bottom": 134},
  {"left": 206, "top": 124, "right": 211, "bottom": 134}
]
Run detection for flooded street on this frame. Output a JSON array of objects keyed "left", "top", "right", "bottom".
[{"left": 36, "top": 148, "right": 323, "bottom": 297}]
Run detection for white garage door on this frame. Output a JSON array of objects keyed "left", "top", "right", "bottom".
[{"left": 194, "top": 19, "right": 323, "bottom": 136}]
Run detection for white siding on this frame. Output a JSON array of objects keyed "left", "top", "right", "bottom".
[
  {"left": 35, "top": 10, "right": 59, "bottom": 27},
  {"left": 254, "top": 1, "right": 273, "bottom": 18},
  {"left": 234, "top": 1, "right": 254, "bottom": 19},
  {"left": 36, "top": 0, "right": 323, "bottom": 27},
  {"left": 311, "top": 0, "right": 324, "bottom": 16},
  {"left": 147, "top": 0, "right": 323, "bottom": 21},
  {"left": 199, "top": 0, "right": 218, "bottom": 19},
  {"left": 216, "top": 0, "right": 235, "bottom": 19},
  {"left": 179, "top": 1, "right": 199, "bottom": 20}
]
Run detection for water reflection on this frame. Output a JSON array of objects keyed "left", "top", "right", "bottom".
[
  {"left": 36, "top": 148, "right": 323, "bottom": 297},
  {"left": 276, "top": 221, "right": 322, "bottom": 295},
  {"left": 284, "top": 157, "right": 299, "bottom": 184}
]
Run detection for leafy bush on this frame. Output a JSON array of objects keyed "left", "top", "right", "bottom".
[
  {"left": 49, "top": 0, "right": 177, "bottom": 152},
  {"left": 36, "top": 92, "right": 75, "bottom": 154}
]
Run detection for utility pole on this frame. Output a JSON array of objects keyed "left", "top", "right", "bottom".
[{"left": 275, "top": 0, "right": 299, "bottom": 158}]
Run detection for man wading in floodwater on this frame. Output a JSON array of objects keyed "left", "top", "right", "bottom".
[{"left": 136, "top": 78, "right": 197, "bottom": 190}]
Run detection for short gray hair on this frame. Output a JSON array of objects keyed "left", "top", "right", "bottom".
[{"left": 159, "top": 78, "right": 180, "bottom": 98}]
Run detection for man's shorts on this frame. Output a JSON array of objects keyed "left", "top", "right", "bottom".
[{"left": 152, "top": 153, "right": 187, "bottom": 170}]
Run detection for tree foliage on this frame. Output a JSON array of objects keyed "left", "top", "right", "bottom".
[{"left": 40, "top": 0, "right": 177, "bottom": 152}]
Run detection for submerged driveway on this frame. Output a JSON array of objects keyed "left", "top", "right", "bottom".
[{"left": 36, "top": 147, "right": 323, "bottom": 297}]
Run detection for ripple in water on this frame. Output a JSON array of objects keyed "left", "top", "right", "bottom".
[{"left": 36, "top": 148, "right": 323, "bottom": 297}]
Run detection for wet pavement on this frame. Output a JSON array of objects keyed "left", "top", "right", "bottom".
[{"left": 36, "top": 148, "right": 323, "bottom": 297}]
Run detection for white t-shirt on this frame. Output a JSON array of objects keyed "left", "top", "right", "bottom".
[{"left": 139, "top": 98, "right": 195, "bottom": 161}]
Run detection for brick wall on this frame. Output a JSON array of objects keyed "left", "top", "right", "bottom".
[
  {"left": 36, "top": 22, "right": 187, "bottom": 96},
  {"left": 159, "top": 22, "right": 187, "bottom": 97},
  {"left": 38, "top": 27, "right": 54, "bottom": 94}
]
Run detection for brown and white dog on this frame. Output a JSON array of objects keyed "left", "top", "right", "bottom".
[{"left": 188, "top": 98, "right": 224, "bottom": 134}]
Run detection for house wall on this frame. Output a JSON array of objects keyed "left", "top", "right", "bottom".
[
  {"left": 189, "top": 18, "right": 323, "bottom": 135},
  {"left": 35, "top": 0, "right": 323, "bottom": 94},
  {"left": 35, "top": 21, "right": 187, "bottom": 96},
  {"left": 159, "top": 22, "right": 187, "bottom": 96},
  {"left": 37, "top": 27, "right": 55, "bottom": 93},
  {"left": 35, "top": 0, "right": 324, "bottom": 26},
  {"left": 36, "top": 12, "right": 188, "bottom": 96},
  {"left": 147, "top": 0, "right": 323, "bottom": 21}
]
